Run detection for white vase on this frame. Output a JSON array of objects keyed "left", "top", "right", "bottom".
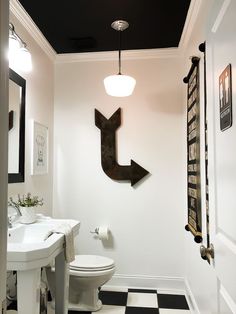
[{"left": 20, "top": 206, "right": 37, "bottom": 224}]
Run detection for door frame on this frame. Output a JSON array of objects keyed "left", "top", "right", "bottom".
[
  {"left": 0, "top": 0, "right": 9, "bottom": 311},
  {"left": 207, "top": 0, "right": 236, "bottom": 312}
]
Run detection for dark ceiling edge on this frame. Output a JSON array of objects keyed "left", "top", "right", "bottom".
[{"left": 10, "top": 0, "right": 197, "bottom": 62}]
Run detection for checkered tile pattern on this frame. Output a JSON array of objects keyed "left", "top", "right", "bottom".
[{"left": 68, "top": 287, "right": 191, "bottom": 314}]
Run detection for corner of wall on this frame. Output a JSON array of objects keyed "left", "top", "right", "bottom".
[{"left": 184, "top": 278, "right": 200, "bottom": 314}]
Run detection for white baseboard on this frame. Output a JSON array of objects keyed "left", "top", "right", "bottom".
[
  {"left": 184, "top": 278, "right": 200, "bottom": 314},
  {"left": 103, "top": 274, "right": 200, "bottom": 312},
  {"left": 104, "top": 273, "right": 186, "bottom": 294}
]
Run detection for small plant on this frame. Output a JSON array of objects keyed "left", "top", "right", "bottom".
[{"left": 9, "top": 193, "right": 44, "bottom": 208}]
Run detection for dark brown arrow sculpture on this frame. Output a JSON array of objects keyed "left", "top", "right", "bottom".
[{"left": 95, "top": 108, "right": 149, "bottom": 186}]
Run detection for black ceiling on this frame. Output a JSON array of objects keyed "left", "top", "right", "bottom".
[{"left": 18, "top": 0, "right": 191, "bottom": 54}]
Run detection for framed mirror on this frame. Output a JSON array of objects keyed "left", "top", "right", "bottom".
[{"left": 8, "top": 68, "right": 26, "bottom": 183}]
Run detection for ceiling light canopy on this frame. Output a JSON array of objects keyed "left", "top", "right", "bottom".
[
  {"left": 9, "top": 23, "right": 32, "bottom": 72},
  {"left": 104, "top": 20, "right": 136, "bottom": 97}
]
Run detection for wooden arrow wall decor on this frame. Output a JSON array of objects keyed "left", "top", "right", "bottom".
[{"left": 95, "top": 108, "right": 149, "bottom": 186}]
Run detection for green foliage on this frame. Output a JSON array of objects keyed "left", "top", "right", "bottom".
[{"left": 9, "top": 193, "right": 44, "bottom": 208}]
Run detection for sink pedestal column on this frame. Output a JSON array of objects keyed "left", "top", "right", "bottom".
[
  {"left": 17, "top": 252, "right": 69, "bottom": 314},
  {"left": 55, "top": 251, "right": 69, "bottom": 314},
  {"left": 17, "top": 268, "right": 41, "bottom": 314}
]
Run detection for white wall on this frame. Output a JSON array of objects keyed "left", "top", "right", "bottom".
[
  {"left": 8, "top": 12, "right": 54, "bottom": 216},
  {"left": 183, "top": 1, "right": 218, "bottom": 313},
  {"left": 53, "top": 55, "right": 186, "bottom": 288}
]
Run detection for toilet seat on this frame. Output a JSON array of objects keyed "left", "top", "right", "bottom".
[{"left": 70, "top": 255, "right": 115, "bottom": 272}]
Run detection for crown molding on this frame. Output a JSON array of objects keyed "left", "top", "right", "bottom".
[
  {"left": 55, "top": 48, "right": 181, "bottom": 64},
  {"left": 9, "top": 0, "right": 201, "bottom": 64},
  {"left": 178, "top": 0, "right": 204, "bottom": 54},
  {"left": 10, "top": 0, "right": 56, "bottom": 61},
  {"left": 211, "top": 0, "right": 231, "bottom": 33}
]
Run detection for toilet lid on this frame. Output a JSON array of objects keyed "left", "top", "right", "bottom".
[{"left": 70, "top": 255, "right": 115, "bottom": 271}]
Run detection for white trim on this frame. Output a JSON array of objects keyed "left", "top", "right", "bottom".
[
  {"left": 217, "top": 232, "right": 236, "bottom": 255},
  {"left": 103, "top": 273, "right": 186, "bottom": 292},
  {"left": 185, "top": 278, "right": 200, "bottom": 314},
  {"left": 179, "top": 0, "right": 204, "bottom": 54},
  {"left": 211, "top": 0, "right": 231, "bottom": 33},
  {"left": 55, "top": 48, "right": 181, "bottom": 64},
  {"left": 103, "top": 275, "right": 197, "bottom": 312},
  {"left": 10, "top": 0, "right": 56, "bottom": 61},
  {"left": 220, "top": 283, "right": 236, "bottom": 313}
]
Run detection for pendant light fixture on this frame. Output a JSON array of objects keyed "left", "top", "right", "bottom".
[{"left": 104, "top": 20, "right": 136, "bottom": 97}]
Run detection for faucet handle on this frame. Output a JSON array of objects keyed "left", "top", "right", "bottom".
[
  {"left": 7, "top": 212, "right": 18, "bottom": 228},
  {"left": 8, "top": 216, "right": 13, "bottom": 228}
]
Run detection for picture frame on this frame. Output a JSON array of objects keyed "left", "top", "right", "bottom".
[
  {"left": 219, "top": 64, "right": 232, "bottom": 131},
  {"left": 31, "top": 120, "right": 48, "bottom": 175}
]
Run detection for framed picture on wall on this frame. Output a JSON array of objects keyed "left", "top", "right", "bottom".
[
  {"left": 219, "top": 64, "right": 232, "bottom": 131},
  {"left": 31, "top": 120, "right": 48, "bottom": 175}
]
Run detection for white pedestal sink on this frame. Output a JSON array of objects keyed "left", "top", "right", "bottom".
[{"left": 7, "top": 216, "right": 80, "bottom": 314}]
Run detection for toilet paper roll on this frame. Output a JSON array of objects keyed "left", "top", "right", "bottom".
[{"left": 97, "top": 226, "right": 109, "bottom": 240}]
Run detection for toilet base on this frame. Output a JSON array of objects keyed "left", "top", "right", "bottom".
[
  {"left": 69, "top": 288, "right": 102, "bottom": 312},
  {"left": 50, "top": 295, "right": 102, "bottom": 312},
  {"left": 68, "top": 299, "right": 102, "bottom": 312}
]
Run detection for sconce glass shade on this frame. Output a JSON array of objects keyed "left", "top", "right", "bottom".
[
  {"left": 17, "top": 47, "right": 32, "bottom": 72},
  {"left": 104, "top": 74, "right": 136, "bottom": 97},
  {"left": 9, "top": 35, "right": 20, "bottom": 53},
  {"left": 9, "top": 35, "right": 20, "bottom": 69}
]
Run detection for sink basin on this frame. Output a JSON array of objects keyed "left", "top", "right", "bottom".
[
  {"left": 8, "top": 223, "right": 54, "bottom": 244},
  {"left": 7, "top": 216, "right": 80, "bottom": 271}
]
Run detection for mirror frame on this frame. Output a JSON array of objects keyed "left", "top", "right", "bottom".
[{"left": 8, "top": 68, "right": 26, "bottom": 183}]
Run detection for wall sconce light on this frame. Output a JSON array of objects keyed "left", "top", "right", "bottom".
[
  {"left": 104, "top": 20, "right": 136, "bottom": 97},
  {"left": 9, "top": 23, "right": 32, "bottom": 72}
]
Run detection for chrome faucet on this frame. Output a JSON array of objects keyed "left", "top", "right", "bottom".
[
  {"left": 13, "top": 205, "right": 22, "bottom": 217},
  {"left": 8, "top": 205, "right": 22, "bottom": 229}
]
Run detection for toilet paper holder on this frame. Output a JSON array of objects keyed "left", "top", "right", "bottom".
[
  {"left": 90, "top": 226, "right": 109, "bottom": 240},
  {"left": 90, "top": 227, "right": 99, "bottom": 235}
]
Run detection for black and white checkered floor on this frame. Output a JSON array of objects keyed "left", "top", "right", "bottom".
[
  {"left": 68, "top": 287, "right": 190, "bottom": 314},
  {"left": 7, "top": 287, "right": 190, "bottom": 314}
]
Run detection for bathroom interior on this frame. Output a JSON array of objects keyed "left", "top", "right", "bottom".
[{"left": 1, "top": 0, "right": 236, "bottom": 313}]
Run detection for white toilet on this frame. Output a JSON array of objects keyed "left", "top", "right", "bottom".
[{"left": 47, "top": 254, "right": 115, "bottom": 312}]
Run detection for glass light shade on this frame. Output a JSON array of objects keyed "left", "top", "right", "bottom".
[
  {"left": 9, "top": 36, "right": 20, "bottom": 69},
  {"left": 9, "top": 35, "right": 20, "bottom": 53},
  {"left": 104, "top": 74, "right": 136, "bottom": 97},
  {"left": 8, "top": 50, "right": 18, "bottom": 70},
  {"left": 16, "top": 47, "right": 32, "bottom": 72}
]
